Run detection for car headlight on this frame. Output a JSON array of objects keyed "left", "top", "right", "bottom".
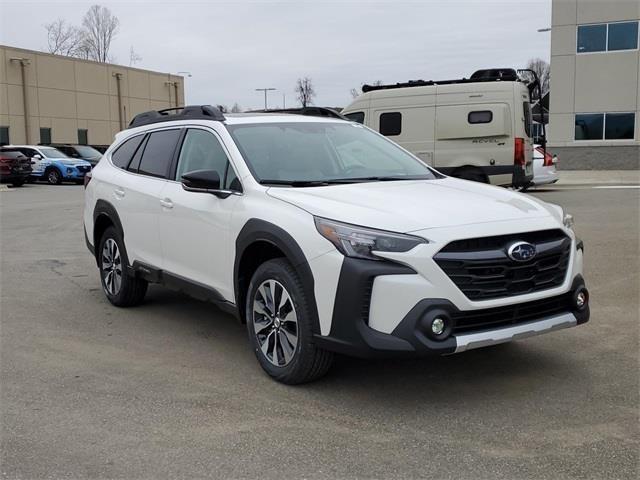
[
  {"left": 563, "top": 213, "right": 574, "bottom": 229},
  {"left": 314, "top": 217, "right": 426, "bottom": 261}
]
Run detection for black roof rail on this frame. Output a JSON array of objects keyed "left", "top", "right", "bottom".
[
  {"left": 251, "top": 107, "right": 347, "bottom": 120},
  {"left": 128, "top": 105, "right": 225, "bottom": 129},
  {"left": 362, "top": 68, "right": 521, "bottom": 93}
]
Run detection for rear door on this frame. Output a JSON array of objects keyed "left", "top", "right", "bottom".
[{"left": 107, "top": 129, "right": 180, "bottom": 269}]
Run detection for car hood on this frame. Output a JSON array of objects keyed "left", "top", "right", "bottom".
[{"left": 267, "top": 178, "right": 559, "bottom": 233}]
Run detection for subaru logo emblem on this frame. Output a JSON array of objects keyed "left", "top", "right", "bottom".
[{"left": 507, "top": 241, "right": 537, "bottom": 262}]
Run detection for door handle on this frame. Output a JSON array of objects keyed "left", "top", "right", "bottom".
[
  {"left": 160, "top": 198, "right": 174, "bottom": 209},
  {"left": 114, "top": 187, "right": 125, "bottom": 198}
]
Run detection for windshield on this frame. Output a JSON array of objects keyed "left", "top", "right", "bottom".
[
  {"left": 73, "top": 146, "right": 101, "bottom": 158},
  {"left": 227, "top": 122, "right": 436, "bottom": 184},
  {"left": 40, "top": 147, "right": 69, "bottom": 159}
]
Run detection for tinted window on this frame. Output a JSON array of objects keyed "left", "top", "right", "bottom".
[
  {"left": 575, "top": 114, "right": 604, "bottom": 140},
  {"left": 608, "top": 21, "right": 639, "bottom": 51},
  {"left": 577, "top": 24, "right": 607, "bottom": 53},
  {"left": 605, "top": 113, "right": 635, "bottom": 140},
  {"left": 468, "top": 111, "right": 493, "bottom": 124},
  {"left": 0, "top": 126, "right": 8, "bottom": 145},
  {"left": 379, "top": 112, "right": 402, "bottom": 136},
  {"left": 111, "top": 135, "right": 144, "bottom": 169},
  {"left": 127, "top": 136, "right": 147, "bottom": 172},
  {"left": 175, "top": 129, "right": 238, "bottom": 189},
  {"left": 138, "top": 129, "right": 181, "bottom": 178},
  {"left": 345, "top": 111, "right": 365, "bottom": 124},
  {"left": 40, "top": 128, "right": 51, "bottom": 145},
  {"left": 522, "top": 102, "right": 533, "bottom": 137}
]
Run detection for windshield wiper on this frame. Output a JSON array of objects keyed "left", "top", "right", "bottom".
[
  {"left": 259, "top": 179, "right": 332, "bottom": 187},
  {"left": 328, "top": 175, "right": 434, "bottom": 182}
]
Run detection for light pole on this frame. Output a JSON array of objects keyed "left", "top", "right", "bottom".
[{"left": 255, "top": 87, "right": 276, "bottom": 110}]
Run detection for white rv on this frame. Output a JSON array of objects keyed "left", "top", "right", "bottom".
[{"left": 342, "top": 69, "right": 544, "bottom": 188}]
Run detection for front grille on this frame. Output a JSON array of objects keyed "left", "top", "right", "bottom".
[
  {"left": 77, "top": 165, "right": 91, "bottom": 173},
  {"left": 434, "top": 229, "right": 571, "bottom": 301},
  {"left": 452, "top": 291, "right": 574, "bottom": 334}
]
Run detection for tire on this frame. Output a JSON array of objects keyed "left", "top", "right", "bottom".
[
  {"left": 98, "top": 226, "right": 148, "bottom": 307},
  {"left": 46, "top": 168, "right": 62, "bottom": 185},
  {"left": 246, "top": 258, "right": 333, "bottom": 384},
  {"left": 11, "top": 179, "right": 25, "bottom": 187},
  {"left": 453, "top": 167, "right": 488, "bottom": 184}
]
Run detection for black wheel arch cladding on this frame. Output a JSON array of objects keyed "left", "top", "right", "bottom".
[
  {"left": 234, "top": 218, "right": 321, "bottom": 334},
  {"left": 93, "top": 200, "right": 126, "bottom": 266}
]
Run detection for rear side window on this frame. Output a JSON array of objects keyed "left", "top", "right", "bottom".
[
  {"left": 111, "top": 135, "right": 144, "bottom": 169},
  {"left": 345, "top": 112, "right": 365, "bottom": 124},
  {"left": 138, "top": 129, "right": 181, "bottom": 178},
  {"left": 379, "top": 112, "right": 402, "bottom": 136},
  {"left": 468, "top": 111, "right": 493, "bottom": 124},
  {"left": 523, "top": 102, "right": 533, "bottom": 137}
]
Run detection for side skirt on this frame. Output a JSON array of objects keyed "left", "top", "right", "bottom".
[{"left": 131, "top": 261, "right": 240, "bottom": 319}]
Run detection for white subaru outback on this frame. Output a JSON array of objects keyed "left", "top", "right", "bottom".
[{"left": 83, "top": 105, "right": 589, "bottom": 384}]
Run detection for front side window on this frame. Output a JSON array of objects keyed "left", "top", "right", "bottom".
[
  {"left": 379, "top": 112, "right": 402, "bottom": 136},
  {"left": 575, "top": 114, "right": 604, "bottom": 140},
  {"left": 604, "top": 113, "right": 635, "bottom": 140},
  {"left": 608, "top": 21, "right": 639, "bottom": 51},
  {"left": 577, "top": 24, "right": 607, "bottom": 52},
  {"left": 138, "top": 129, "right": 181, "bottom": 178},
  {"left": 345, "top": 111, "right": 365, "bottom": 124},
  {"left": 227, "top": 122, "right": 435, "bottom": 184},
  {"left": 175, "top": 129, "right": 238, "bottom": 189}
]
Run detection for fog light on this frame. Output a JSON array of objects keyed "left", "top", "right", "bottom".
[
  {"left": 66, "top": 167, "right": 73, "bottom": 174},
  {"left": 431, "top": 317, "right": 445, "bottom": 335},
  {"left": 576, "top": 291, "right": 587, "bottom": 309}
]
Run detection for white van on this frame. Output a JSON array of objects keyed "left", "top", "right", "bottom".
[{"left": 342, "top": 69, "right": 543, "bottom": 188}]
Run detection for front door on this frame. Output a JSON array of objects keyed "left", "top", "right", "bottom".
[{"left": 158, "top": 127, "right": 242, "bottom": 301}]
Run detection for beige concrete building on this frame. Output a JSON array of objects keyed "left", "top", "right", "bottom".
[
  {"left": 549, "top": 0, "right": 639, "bottom": 169},
  {"left": 0, "top": 45, "right": 185, "bottom": 148}
]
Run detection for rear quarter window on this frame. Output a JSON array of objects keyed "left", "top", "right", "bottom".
[
  {"left": 468, "top": 111, "right": 493, "bottom": 124},
  {"left": 111, "top": 135, "right": 145, "bottom": 169},
  {"left": 379, "top": 112, "right": 402, "bottom": 136}
]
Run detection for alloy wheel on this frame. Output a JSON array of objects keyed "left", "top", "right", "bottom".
[
  {"left": 101, "top": 238, "right": 122, "bottom": 296},
  {"left": 252, "top": 279, "right": 299, "bottom": 367}
]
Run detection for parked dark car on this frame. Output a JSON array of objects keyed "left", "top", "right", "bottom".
[
  {"left": 50, "top": 144, "right": 102, "bottom": 166},
  {"left": 0, "top": 151, "right": 32, "bottom": 186}
]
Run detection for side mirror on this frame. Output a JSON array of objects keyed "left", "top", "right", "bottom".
[
  {"left": 181, "top": 169, "right": 236, "bottom": 198},
  {"left": 32, "top": 154, "right": 42, "bottom": 160}
]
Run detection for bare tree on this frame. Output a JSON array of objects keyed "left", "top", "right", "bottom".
[
  {"left": 295, "top": 77, "right": 316, "bottom": 107},
  {"left": 129, "top": 46, "right": 142, "bottom": 66},
  {"left": 44, "top": 19, "right": 84, "bottom": 56},
  {"left": 230, "top": 102, "right": 243, "bottom": 113},
  {"left": 81, "top": 5, "right": 120, "bottom": 62},
  {"left": 526, "top": 58, "right": 550, "bottom": 95}
]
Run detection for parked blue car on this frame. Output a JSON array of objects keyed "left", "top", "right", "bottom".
[{"left": 0, "top": 145, "right": 92, "bottom": 184}]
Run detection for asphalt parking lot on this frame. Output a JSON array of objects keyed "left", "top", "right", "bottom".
[{"left": 1, "top": 183, "right": 638, "bottom": 479}]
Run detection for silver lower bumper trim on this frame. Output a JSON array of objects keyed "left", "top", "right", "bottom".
[{"left": 454, "top": 312, "right": 577, "bottom": 353}]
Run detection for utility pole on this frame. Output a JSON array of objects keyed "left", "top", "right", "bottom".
[{"left": 255, "top": 87, "right": 276, "bottom": 110}]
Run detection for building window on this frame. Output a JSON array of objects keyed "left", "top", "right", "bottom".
[
  {"left": 577, "top": 21, "right": 639, "bottom": 53},
  {"left": 40, "top": 128, "right": 51, "bottom": 145},
  {"left": 468, "top": 111, "right": 493, "bottom": 124},
  {"left": 575, "top": 113, "right": 635, "bottom": 140},
  {"left": 78, "top": 129, "right": 88, "bottom": 145},
  {"left": 345, "top": 111, "right": 365, "bottom": 124},
  {"left": 608, "top": 21, "right": 639, "bottom": 51},
  {"left": 604, "top": 113, "right": 635, "bottom": 140},
  {"left": 379, "top": 112, "right": 401, "bottom": 136},
  {"left": 0, "top": 127, "right": 9, "bottom": 145},
  {"left": 577, "top": 24, "right": 607, "bottom": 53}
]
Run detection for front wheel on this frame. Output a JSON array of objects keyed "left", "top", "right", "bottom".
[
  {"left": 246, "top": 258, "right": 333, "bottom": 384},
  {"left": 11, "top": 179, "right": 25, "bottom": 187},
  {"left": 46, "top": 168, "right": 62, "bottom": 185}
]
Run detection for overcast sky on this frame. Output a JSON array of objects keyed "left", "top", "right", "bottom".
[{"left": 0, "top": 0, "right": 551, "bottom": 110}]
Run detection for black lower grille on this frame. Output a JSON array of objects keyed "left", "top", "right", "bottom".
[
  {"left": 361, "top": 279, "right": 374, "bottom": 324},
  {"left": 452, "top": 292, "right": 574, "bottom": 334},
  {"left": 77, "top": 165, "right": 91, "bottom": 173},
  {"left": 434, "top": 229, "right": 571, "bottom": 301}
]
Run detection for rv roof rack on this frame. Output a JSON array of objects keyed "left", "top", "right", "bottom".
[
  {"left": 362, "top": 68, "right": 520, "bottom": 93},
  {"left": 251, "top": 106, "right": 347, "bottom": 120},
  {"left": 128, "top": 105, "right": 225, "bottom": 129}
]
